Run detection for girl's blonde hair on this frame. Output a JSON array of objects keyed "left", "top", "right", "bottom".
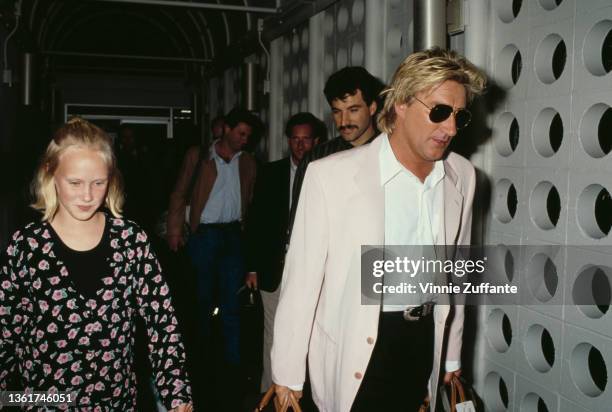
[
  {"left": 31, "top": 117, "right": 124, "bottom": 220},
  {"left": 377, "top": 47, "right": 487, "bottom": 134}
]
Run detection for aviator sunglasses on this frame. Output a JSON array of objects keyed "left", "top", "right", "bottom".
[{"left": 412, "top": 96, "right": 472, "bottom": 129}]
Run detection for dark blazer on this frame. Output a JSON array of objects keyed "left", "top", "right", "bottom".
[{"left": 245, "top": 157, "right": 291, "bottom": 292}]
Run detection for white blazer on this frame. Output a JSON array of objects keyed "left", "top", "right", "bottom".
[{"left": 271, "top": 135, "right": 476, "bottom": 412}]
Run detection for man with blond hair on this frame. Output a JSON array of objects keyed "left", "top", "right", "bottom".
[{"left": 271, "top": 48, "right": 486, "bottom": 411}]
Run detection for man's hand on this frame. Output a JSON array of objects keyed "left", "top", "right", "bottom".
[
  {"left": 167, "top": 234, "right": 185, "bottom": 252},
  {"left": 169, "top": 403, "right": 193, "bottom": 412},
  {"left": 274, "top": 384, "right": 302, "bottom": 410},
  {"left": 245, "top": 272, "right": 258, "bottom": 289},
  {"left": 443, "top": 368, "right": 462, "bottom": 384}
]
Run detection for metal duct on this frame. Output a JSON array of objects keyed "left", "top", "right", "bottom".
[
  {"left": 242, "top": 62, "right": 257, "bottom": 112},
  {"left": 414, "top": 0, "right": 447, "bottom": 51},
  {"left": 22, "top": 53, "right": 35, "bottom": 105}
]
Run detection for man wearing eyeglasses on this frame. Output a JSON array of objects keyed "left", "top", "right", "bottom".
[
  {"left": 244, "top": 112, "right": 324, "bottom": 393},
  {"left": 271, "top": 48, "right": 486, "bottom": 411}
]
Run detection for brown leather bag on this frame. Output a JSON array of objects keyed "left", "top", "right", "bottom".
[
  {"left": 255, "top": 385, "right": 302, "bottom": 412},
  {"left": 419, "top": 375, "right": 473, "bottom": 412}
]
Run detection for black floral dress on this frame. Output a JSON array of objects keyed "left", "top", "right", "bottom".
[{"left": 0, "top": 215, "right": 192, "bottom": 411}]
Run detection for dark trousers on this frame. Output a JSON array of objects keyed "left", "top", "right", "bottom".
[
  {"left": 187, "top": 223, "right": 244, "bottom": 366},
  {"left": 351, "top": 311, "right": 434, "bottom": 412}
]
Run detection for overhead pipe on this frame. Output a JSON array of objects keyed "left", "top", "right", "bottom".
[
  {"left": 21, "top": 52, "right": 35, "bottom": 105},
  {"left": 88, "top": 0, "right": 278, "bottom": 13},
  {"left": 413, "top": 0, "right": 447, "bottom": 51},
  {"left": 42, "top": 50, "right": 211, "bottom": 63},
  {"left": 242, "top": 61, "right": 257, "bottom": 111}
]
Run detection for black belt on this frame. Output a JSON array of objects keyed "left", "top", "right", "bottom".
[
  {"left": 383, "top": 302, "right": 435, "bottom": 322},
  {"left": 197, "top": 221, "right": 241, "bottom": 232}
]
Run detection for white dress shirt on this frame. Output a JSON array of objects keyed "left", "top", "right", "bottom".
[
  {"left": 200, "top": 142, "right": 242, "bottom": 223},
  {"left": 379, "top": 134, "right": 445, "bottom": 312},
  {"left": 289, "top": 157, "right": 298, "bottom": 210}
]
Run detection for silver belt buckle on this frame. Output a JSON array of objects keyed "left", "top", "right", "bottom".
[{"left": 403, "top": 302, "right": 434, "bottom": 321}]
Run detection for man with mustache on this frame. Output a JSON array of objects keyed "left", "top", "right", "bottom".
[{"left": 287, "top": 67, "right": 385, "bottom": 240}]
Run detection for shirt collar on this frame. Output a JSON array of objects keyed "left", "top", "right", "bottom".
[
  {"left": 379, "top": 134, "right": 445, "bottom": 187},
  {"left": 290, "top": 157, "right": 298, "bottom": 172},
  {"left": 211, "top": 139, "right": 241, "bottom": 162}
]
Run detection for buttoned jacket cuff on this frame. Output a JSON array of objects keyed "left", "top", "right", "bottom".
[{"left": 445, "top": 360, "right": 461, "bottom": 372}]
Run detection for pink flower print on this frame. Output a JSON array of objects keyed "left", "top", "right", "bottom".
[
  {"left": 51, "top": 306, "right": 61, "bottom": 317},
  {"left": 86, "top": 352, "right": 95, "bottom": 361},
  {"left": 160, "top": 285, "right": 169, "bottom": 296},
  {"left": 113, "top": 387, "right": 122, "bottom": 397},
  {"left": 144, "top": 263, "right": 152, "bottom": 274},
  {"left": 100, "top": 366, "right": 109, "bottom": 377},
  {"left": 85, "top": 384, "right": 94, "bottom": 393},
  {"left": 127, "top": 249, "right": 135, "bottom": 260},
  {"left": 60, "top": 266, "right": 68, "bottom": 276},
  {"left": 102, "top": 277, "right": 113, "bottom": 285},
  {"left": 42, "top": 229, "right": 50, "bottom": 239},
  {"left": 38, "top": 260, "right": 49, "bottom": 270},
  {"left": 43, "top": 363, "right": 52, "bottom": 375},
  {"left": 67, "top": 328, "right": 78, "bottom": 339},
  {"left": 0, "top": 306, "right": 6, "bottom": 316},
  {"left": 54, "top": 368, "right": 65, "bottom": 379},
  {"left": 39, "top": 342, "right": 49, "bottom": 353},
  {"left": 49, "top": 276, "right": 60, "bottom": 285},
  {"left": 102, "top": 290, "right": 113, "bottom": 301},
  {"left": 1, "top": 280, "right": 11, "bottom": 289},
  {"left": 121, "top": 230, "right": 129, "bottom": 239},
  {"left": 80, "top": 396, "right": 90, "bottom": 405},
  {"left": 110, "top": 238, "right": 119, "bottom": 248},
  {"left": 137, "top": 232, "right": 146, "bottom": 242},
  {"left": 68, "top": 313, "right": 81, "bottom": 323},
  {"left": 66, "top": 298, "right": 76, "bottom": 309},
  {"left": 25, "top": 360, "right": 33, "bottom": 369},
  {"left": 38, "top": 300, "right": 49, "bottom": 311},
  {"left": 71, "top": 376, "right": 83, "bottom": 385},
  {"left": 97, "top": 305, "right": 107, "bottom": 316},
  {"left": 27, "top": 238, "right": 39, "bottom": 249},
  {"left": 164, "top": 359, "right": 173, "bottom": 369},
  {"left": 118, "top": 335, "right": 125, "bottom": 344},
  {"left": 113, "top": 252, "right": 123, "bottom": 262},
  {"left": 151, "top": 301, "right": 159, "bottom": 311},
  {"left": 163, "top": 299, "right": 171, "bottom": 309},
  {"left": 114, "top": 373, "right": 122, "bottom": 382},
  {"left": 84, "top": 323, "right": 94, "bottom": 333},
  {"left": 56, "top": 340, "right": 67, "bottom": 348},
  {"left": 94, "top": 382, "right": 105, "bottom": 391},
  {"left": 165, "top": 325, "right": 176, "bottom": 333},
  {"left": 57, "top": 353, "right": 72, "bottom": 364},
  {"left": 7, "top": 244, "right": 14, "bottom": 255},
  {"left": 111, "top": 313, "right": 120, "bottom": 323},
  {"left": 93, "top": 321, "right": 102, "bottom": 331},
  {"left": 42, "top": 242, "right": 52, "bottom": 254},
  {"left": 78, "top": 336, "right": 90, "bottom": 345},
  {"left": 100, "top": 339, "right": 110, "bottom": 347},
  {"left": 70, "top": 361, "right": 81, "bottom": 372},
  {"left": 141, "top": 284, "right": 149, "bottom": 295},
  {"left": 169, "top": 334, "right": 179, "bottom": 343},
  {"left": 51, "top": 290, "right": 65, "bottom": 301},
  {"left": 47, "top": 322, "right": 58, "bottom": 333},
  {"left": 36, "top": 329, "right": 45, "bottom": 339}
]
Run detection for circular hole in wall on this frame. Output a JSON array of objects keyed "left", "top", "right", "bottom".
[
  {"left": 351, "top": 42, "right": 364, "bottom": 65},
  {"left": 530, "top": 181, "right": 561, "bottom": 229},
  {"left": 533, "top": 108, "right": 563, "bottom": 157},
  {"left": 573, "top": 266, "right": 612, "bottom": 318},
  {"left": 487, "top": 309, "right": 513, "bottom": 352},
  {"left": 570, "top": 343, "right": 608, "bottom": 397},
  {"left": 524, "top": 324, "right": 555, "bottom": 372},
  {"left": 522, "top": 393, "right": 550, "bottom": 412},
  {"left": 490, "top": 245, "right": 516, "bottom": 284},
  {"left": 337, "top": 48, "right": 348, "bottom": 68},
  {"left": 577, "top": 185, "right": 612, "bottom": 239},
  {"left": 539, "top": 0, "right": 563, "bottom": 11},
  {"left": 498, "top": 0, "right": 522, "bottom": 23},
  {"left": 527, "top": 253, "right": 558, "bottom": 302},
  {"left": 580, "top": 103, "right": 612, "bottom": 158},
  {"left": 387, "top": 28, "right": 403, "bottom": 56},
  {"left": 484, "top": 372, "right": 510, "bottom": 411},
  {"left": 496, "top": 45, "right": 522, "bottom": 88},
  {"left": 535, "top": 34, "right": 567, "bottom": 84},
  {"left": 494, "top": 179, "right": 518, "bottom": 223},
  {"left": 583, "top": 20, "right": 612, "bottom": 76},
  {"left": 494, "top": 112, "right": 519, "bottom": 156},
  {"left": 352, "top": 0, "right": 365, "bottom": 25},
  {"left": 337, "top": 6, "right": 349, "bottom": 31}
]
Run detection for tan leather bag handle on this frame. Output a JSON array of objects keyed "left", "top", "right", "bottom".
[{"left": 255, "top": 385, "right": 302, "bottom": 412}]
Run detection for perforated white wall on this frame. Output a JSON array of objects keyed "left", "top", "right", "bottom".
[{"left": 477, "top": 1, "right": 612, "bottom": 411}]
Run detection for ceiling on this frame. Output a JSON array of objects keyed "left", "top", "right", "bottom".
[{"left": 3, "top": 0, "right": 329, "bottom": 78}]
